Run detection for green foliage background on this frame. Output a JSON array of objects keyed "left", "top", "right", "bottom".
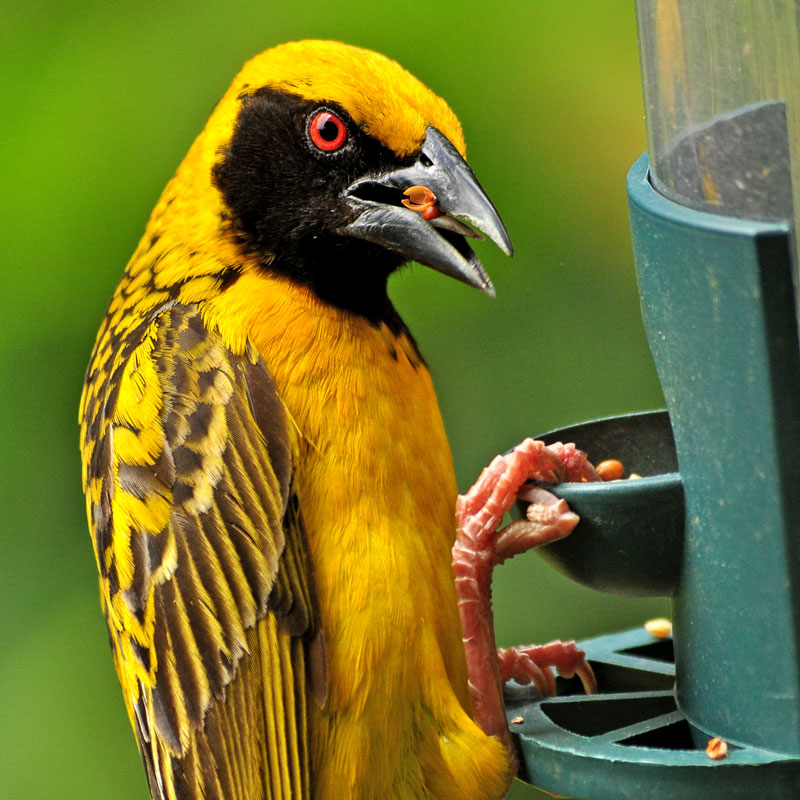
[{"left": 1, "top": 3, "right": 667, "bottom": 798}]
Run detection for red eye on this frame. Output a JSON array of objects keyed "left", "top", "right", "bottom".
[{"left": 308, "top": 110, "right": 347, "bottom": 152}]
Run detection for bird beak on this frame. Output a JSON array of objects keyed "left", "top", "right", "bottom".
[{"left": 339, "top": 126, "right": 513, "bottom": 296}]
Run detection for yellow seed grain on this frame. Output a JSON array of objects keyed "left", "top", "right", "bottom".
[
  {"left": 597, "top": 459, "right": 625, "bottom": 481},
  {"left": 706, "top": 737, "right": 728, "bottom": 759},
  {"left": 644, "top": 618, "right": 673, "bottom": 638}
]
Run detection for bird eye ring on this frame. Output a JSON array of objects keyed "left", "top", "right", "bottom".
[{"left": 308, "top": 109, "right": 348, "bottom": 152}]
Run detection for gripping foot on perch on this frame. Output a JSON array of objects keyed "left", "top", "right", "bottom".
[{"left": 452, "top": 438, "right": 599, "bottom": 762}]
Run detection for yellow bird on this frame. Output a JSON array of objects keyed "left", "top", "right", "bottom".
[{"left": 81, "top": 40, "right": 588, "bottom": 800}]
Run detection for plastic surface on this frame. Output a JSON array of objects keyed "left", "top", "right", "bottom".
[
  {"left": 511, "top": 156, "right": 800, "bottom": 796},
  {"left": 518, "top": 410, "right": 684, "bottom": 597},
  {"left": 507, "top": 627, "right": 800, "bottom": 800},
  {"left": 629, "top": 153, "right": 800, "bottom": 755},
  {"left": 634, "top": 0, "right": 799, "bottom": 225}
]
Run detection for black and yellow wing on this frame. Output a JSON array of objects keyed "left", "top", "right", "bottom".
[{"left": 80, "top": 303, "right": 320, "bottom": 800}]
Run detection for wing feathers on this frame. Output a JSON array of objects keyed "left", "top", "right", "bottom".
[
  {"left": 196, "top": 503, "right": 251, "bottom": 660},
  {"left": 82, "top": 303, "right": 317, "bottom": 799},
  {"left": 240, "top": 358, "right": 292, "bottom": 510}
]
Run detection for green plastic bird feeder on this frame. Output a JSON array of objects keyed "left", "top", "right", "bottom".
[{"left": 508, "top": 3, "right": 800, "bottom": 798}]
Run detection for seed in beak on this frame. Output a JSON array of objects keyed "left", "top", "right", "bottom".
[{"left": 402, "top": 185, "right": 442, "bottom": 220}]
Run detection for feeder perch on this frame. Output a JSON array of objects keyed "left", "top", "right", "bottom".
[{"left": 508, "top": 3, "right": 800, "bottom": 798}]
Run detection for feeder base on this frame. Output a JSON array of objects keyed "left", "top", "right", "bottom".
[{"left": 507, "top": 627, "right": 800, "bottom": 800}]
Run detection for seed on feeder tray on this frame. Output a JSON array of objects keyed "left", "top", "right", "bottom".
[
  {"left": 510, "top": 716, "right": 524, "bottom": 724},
  {"left": 706, "top": 737, "right": 728, "bottom": 759},
  {"left": 597, "top": 459, "right": 625, "bottom": 481},
  {"left": 644, "top": 618, "right": 672, "bottom": 638}
]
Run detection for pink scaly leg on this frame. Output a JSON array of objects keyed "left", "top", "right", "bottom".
[{"left": 452, "top": 438, "right": 599, "bottom": 767}]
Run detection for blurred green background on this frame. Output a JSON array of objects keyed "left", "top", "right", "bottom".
[{"left": 1, "top": 2, "right": 667, "bottom": 798}]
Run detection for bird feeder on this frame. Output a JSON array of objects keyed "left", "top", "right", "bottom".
[{"left": 508, "top": 3, "right": 800, "bottom": 797}]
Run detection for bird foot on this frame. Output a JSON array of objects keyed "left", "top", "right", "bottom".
[
  {"left": 452, "top": 437, "right": 599, "bottom": 755},
  {"left": 498, "top": 641, "right": 597, "bottom": 698},
  {"left": 454, "top": 438, "right": 597, "bottom": 574}
]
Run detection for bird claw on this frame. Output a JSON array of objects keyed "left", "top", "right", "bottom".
[
  {"left": 546, "top": 441, "right": 602, "bottom": 483},
  {"left": 498, "top": 641, "right": 597, "bottom": 697},
  {"left": 454, "top": 438, "right": 584, "bottom": 560},
  {"left": 453, "top": 436, "right": 599, "bottom": 752}
]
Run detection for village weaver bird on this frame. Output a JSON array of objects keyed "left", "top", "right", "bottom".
[{"left": 80, "top": 40, "right": 597, "bottom": 800}]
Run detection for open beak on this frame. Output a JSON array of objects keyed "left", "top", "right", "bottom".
[{"left": 339, "top": 126, "right": 513, "bottom": 296}]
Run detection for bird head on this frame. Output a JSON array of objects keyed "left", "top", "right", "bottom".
[{"left": 156, "top": 40, "right": 512, "bottom": 314}]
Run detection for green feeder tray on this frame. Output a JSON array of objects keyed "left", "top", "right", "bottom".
[
  {"left": 504, "top": 4, "right": 800, "bottom": 794},
  {"left": 506, "top": 627, "right": 800, "bottom": 800},
  {"left": 524, "top": 409, "right": 682, "bottom": 598},
  {"left": 507, "top": 151, "right": 800, "bottom": 798}
]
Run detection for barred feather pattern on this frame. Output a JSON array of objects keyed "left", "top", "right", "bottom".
[{"left": 80, "top": 302, "right": 318, "bottom": 800}]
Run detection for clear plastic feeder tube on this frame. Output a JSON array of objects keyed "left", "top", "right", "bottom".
[{"left": 635, "top": 0, "right": 800, "bottom": 266}]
